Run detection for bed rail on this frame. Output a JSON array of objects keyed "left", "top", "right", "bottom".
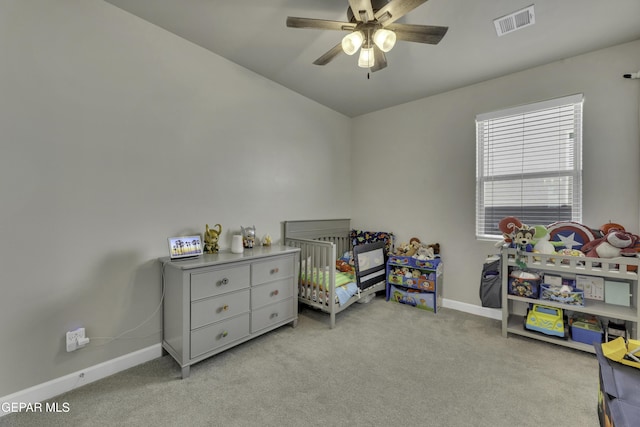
[{"left": 285, "top": 237, "right": 340, "bottom": 328}]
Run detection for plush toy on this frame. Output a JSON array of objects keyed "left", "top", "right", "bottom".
[
  {"left": 581, "top": 228, "right": 638, "bottom": 258},
  {"left": 513, "top": 224, "right": 536, "bottom": 252},
  {"left": 495, "top": 216, "right": 523, "bottom": 247},
  {"left": 405, "top": 238, "right": 421, "bottom": 257},
  {"left": 427, "top": 243, "right": 441, "bottom": 255},
  {"left": 414, "top": 245, "right": 435, "bottom": 261},
  {"left": 336, "top": 259, "right": 352, "bottom": 273},
  {"left": 394, "top": 242, "right": 411, "bottom": 256},
  {"left": 533, "top": 225, "right": 556, "bottom": 255}
]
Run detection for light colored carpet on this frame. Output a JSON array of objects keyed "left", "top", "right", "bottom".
[{"left": 1, "top": 296, "right": 600, "bottom": 427}]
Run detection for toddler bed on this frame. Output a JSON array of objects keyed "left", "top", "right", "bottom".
[{"left": 284, "top": 219, "right": 393, "bottom": 328}]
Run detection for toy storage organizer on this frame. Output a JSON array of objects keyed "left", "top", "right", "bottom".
[
  {"left": 501, "top": 248, "right": 640, "bottom": 353},
  {"left": 386, "top": 256, "right": 443, "bottom": 312}
]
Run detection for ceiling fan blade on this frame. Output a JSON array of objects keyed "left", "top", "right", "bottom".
[
  {"left": 370, "top": 46, "right": 387, "bottom": 72},
  {"left": 386, "top": 23, "right": 448, "bottom": 44},
  {"left": 348, "top": 0, "right": 375, "bottom": 22},
  {"left": 375, "top": 0, "right": 428, "bottom": 26},
  {"left": 286, "top": 17, "right": 355, "bottom": 32},
  {"left": 313, "top": 43, "right": 344, "bottom": 66}
]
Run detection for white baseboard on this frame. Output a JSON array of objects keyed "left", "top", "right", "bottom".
[
  {"left": 1, "top": 301, "right": 499, "bottom": 417},
  {"left": 1, "top": 344, "right": 162, "bottom": 417},
  {"left": 442, "top": 298, "right": 502, "bottom": 320}
]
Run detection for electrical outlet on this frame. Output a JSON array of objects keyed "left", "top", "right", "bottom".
[{"left": 66, "top": 328, "right": 87, "bottom": 352}]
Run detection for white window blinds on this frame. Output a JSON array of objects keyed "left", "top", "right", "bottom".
[{"left": 475, "top": 94, "right": 583, "bottom": 240}]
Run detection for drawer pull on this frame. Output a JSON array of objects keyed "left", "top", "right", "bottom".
[
  {"left": 270, "top": 268, "right": 279, "bottom": 274},
  {"left": 222, "top": 304, "right": 229, "bottom": 312},
  {"left": 270, "top": 313, "right": 279, "bottom": 319},
  {"left": 219, "top": 278, "right": 229, "bottom": 286},
  {"left": 221, "top": 331, "right": 228, "bottom": 338},
  {"left": 272, "top": 289, "right": 279, "bottom": 297}
]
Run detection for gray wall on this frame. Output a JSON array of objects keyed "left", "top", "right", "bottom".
[
  {"left": 351, "top": 39, "right": 640, "bottom": 305},
  {"left": 0, "top": 0, "right": 351, "bottom": 396},
  {"left": 2, "top": 0, "right": 639, "bottom": 399}
]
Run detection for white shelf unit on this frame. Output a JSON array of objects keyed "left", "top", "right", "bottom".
[{"left": 501, "top": 248, "right": 639, "bottom": 353}]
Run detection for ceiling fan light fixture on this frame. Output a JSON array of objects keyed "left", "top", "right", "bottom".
[
  {"left": 357, "top": 47, "right": 375, "bottom": 68},
  {"left": 341, "top": 31, "right": 364, "bottom": 55},
  {"left": 373, "top": 29, "right": 396, "bottom": 52}
]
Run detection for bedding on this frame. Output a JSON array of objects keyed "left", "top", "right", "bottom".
[{"left": 300, "top": 267, "right": 358, "bottom": 306}]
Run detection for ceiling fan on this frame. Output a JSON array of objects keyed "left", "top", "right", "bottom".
[{"left": 286, "top": 0, "right": 448, "bottom": 72}]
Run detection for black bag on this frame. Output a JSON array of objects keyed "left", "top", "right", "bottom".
[{"left": 479, "top": 257, "right": 502, "bottom": 308}]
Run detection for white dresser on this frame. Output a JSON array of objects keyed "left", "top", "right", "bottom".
[{"left": 160, "top": 246, "right": 300, "bottom": 378}]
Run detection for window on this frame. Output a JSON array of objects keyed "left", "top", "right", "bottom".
[{"left": 475, "top": 94, "right": 583, "bottom": 240}]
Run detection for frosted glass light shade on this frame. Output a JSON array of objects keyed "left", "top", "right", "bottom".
[
  {"left": 373, "top": 29, "right": 396, "bottom": 52},
  {"left": 341, "top": 31, "right": 364, "bottom": 55},
  {"left": 358, "top": 47, "right": 375, "bottom": 68}
]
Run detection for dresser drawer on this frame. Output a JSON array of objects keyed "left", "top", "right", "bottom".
[
  {"left": 251, "top": 298, "right": 295, "bottom": 333},
  {"left": 190, "top": 313, "right": 250, "bottom": 358},
  {"left": 252, "top": 255, "right": 294, "bottom": 286},
  {"left": 251, "top": 278, "right": 294, "bottom": 310},
  {"left": 191, "top": 265, "right": 250, "bottom": 301},
  {"left": 191, "top": 289, "right": 250, "bottom": 330}
]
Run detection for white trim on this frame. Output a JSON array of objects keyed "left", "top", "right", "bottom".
[
  {"left": 442, "top": 298, "right": 502, "bottom": 320},
  {"left": 1, "top": 301, "right": 500, "bottom": 417},
  {"left": 476, "top": 93, "right": 583, "bottom": 121},
  {"left": 0, "top": 344, "right": 162, "bottom": 417}
]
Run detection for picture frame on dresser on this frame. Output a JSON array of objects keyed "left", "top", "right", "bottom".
[{"left": 167, "top": 235, "right": 203, "bottom": 260}]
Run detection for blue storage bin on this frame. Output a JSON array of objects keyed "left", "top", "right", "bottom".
[{"left": 571, "top": 320, "right": 603, "bottom": 345}]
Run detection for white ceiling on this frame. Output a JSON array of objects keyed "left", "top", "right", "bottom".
[{"left": 103, "top": 0, "right": 640, "bottom": 117}]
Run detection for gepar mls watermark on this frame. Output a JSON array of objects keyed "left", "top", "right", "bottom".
[{"left": 2, "top": 401, "right": 70, "bottom": 414}]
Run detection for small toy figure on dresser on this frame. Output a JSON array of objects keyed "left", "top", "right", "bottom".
[
  {"left": 262, "top": 233, "right": 272, "bottom": 246},
  {"left": 241, "top": 225, "right": 256, "bottom": 248},
  {"left": 204, "top": 223, "right": 222, "bottom": 253}
]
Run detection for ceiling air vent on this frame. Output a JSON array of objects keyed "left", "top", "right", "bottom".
[{"left": 494, "top": 5, "right": 535, "bottom": 37}]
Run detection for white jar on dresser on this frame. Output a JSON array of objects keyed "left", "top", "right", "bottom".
[{"left": 160, "top": 245, "right": 300, "bottom": 378}]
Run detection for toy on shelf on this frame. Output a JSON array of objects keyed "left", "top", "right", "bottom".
[
  {"left": 524, "top": 304, "right": 569, "bottom": 339},
  {"left": 393, "top": 237, "right": 439, "bottom": 261},
  {"left": 241, "top": 225, "right": 256, "bottom": 248},
  {"left": 581, "top": 223, "right": 638, "bottom": 259},
  {"left": 495, "top": 216, "right": 523, "bottom": 248},
  {"left": 532, "top": 225, "right": 556, "bottom": 255},
  {"left": 204, "top": 223, "right": 222, "bottom": 254}
]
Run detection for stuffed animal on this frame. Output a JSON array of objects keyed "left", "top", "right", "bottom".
[
  {"left": 533, "top": 225, "right": 556, "bottom": 255},
  {"left": 394, "top": 242, "right": 411, "bottom": 256},
  {"left": 513, "top": 224, "right": 536, "bottom": 252},
  {"left": 495, "top": 216, "right": 523, "bottom": 247},
  {"left": 336, "top": 259, "right": 352, "bottom": 273},
  {"left": 414, "top": 245, "right": 435, "bottom": 261},
  {"left": 581, "top": 228, "right": 638, "bottom": 258},
  {"left": 427, "top": 243, "right": 441, "bottom": 255}
]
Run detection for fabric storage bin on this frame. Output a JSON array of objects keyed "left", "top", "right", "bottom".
[
  {"left": 388, "top": 284, "right": 435, "bottom": 312},
  {"left": 388, "top": 256, "right": 441, "bottom": 271},
  {"left": 571, "top": 320, "right": 603, "bottom": 345},
  {"left": 540, "top": 284, "right": 585, "bottom": 306},
  {"left": 387, "top": 273, "right": 435, "bottom": 291},
  {"left": 508, "top": 270, "right": 540, "bottom": 299}
]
